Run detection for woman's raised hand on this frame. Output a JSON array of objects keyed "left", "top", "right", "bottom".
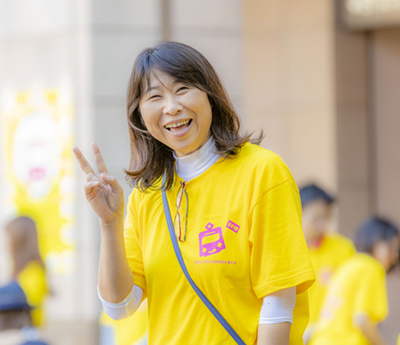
[{"left": 72, "top": 143, "right": 124, "bottom": 224}]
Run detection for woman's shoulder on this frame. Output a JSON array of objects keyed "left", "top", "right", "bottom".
[
  {"left": 232, "top": 142, "right": 297, "bottom": 189},
  {"left": 340, "top": 253, "right": 385, "bottom": 279},
  {"left": 325, "top": 233, "right": 356, "bottom": 251},
  {"left": 17, "top": 261, "right": 48, "bottom": 297},
  {"left": 237, "top": 143, "right": 290, "bottom": 170},
  {"left": 18, "top": 261, "right": 46, "bottom": 277},
  {"left": 239, "top": 142, "right": 281, "bottom": 159}
]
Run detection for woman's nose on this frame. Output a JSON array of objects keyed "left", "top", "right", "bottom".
[{"left": 163, "top": 94, "right": 182, "bottom": 115}]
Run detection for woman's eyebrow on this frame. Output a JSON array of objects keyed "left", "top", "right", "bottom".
[
  {"left": 145, "top": 78, "right": 179, "bottom": 94},
  {"left": 147, "top": 85, "right": 160, "bottom": 93}
]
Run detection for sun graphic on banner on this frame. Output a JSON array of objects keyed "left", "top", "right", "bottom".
[{"left": 0, "top": 88, "right": 76, "bottom": 275}]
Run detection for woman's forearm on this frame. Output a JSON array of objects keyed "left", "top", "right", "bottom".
[
  {"left": 98, "top": 217, "right": 134, "bottom": 303},
  {"left": 257, "top": 323, "right": 291, "bottom": 345}
]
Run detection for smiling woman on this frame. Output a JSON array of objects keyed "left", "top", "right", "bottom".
[{"left": 72, "top": 41, "right": 315, "bottom": 345}]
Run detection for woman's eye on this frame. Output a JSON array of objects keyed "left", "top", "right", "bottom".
[
  {"left": 177, "top": 86, "right": 188, "bottom": 92},
  {"left": 149, "top": 94, "right": 160, "bottom": 100}
]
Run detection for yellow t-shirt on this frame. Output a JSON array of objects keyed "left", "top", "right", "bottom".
[
  {"left": 307, "top": 233, "right": 356, "bottom": 326},
  {"left": 99, "top": 300, "right": 148, "bottom": 345},
  {"left": 17, "top": 261, "right": 48, "bottom": 327},
  {"left": 124, "top": 143, "right": 315, "bottom": 345},
  {"left": 309, "top": 253, "right": 388, "bottom": 345}
]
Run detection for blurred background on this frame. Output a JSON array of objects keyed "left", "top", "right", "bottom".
[{"left": 0, "top": 0, "right": 399, "bottom": 344}]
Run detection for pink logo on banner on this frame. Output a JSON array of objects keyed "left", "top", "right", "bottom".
[
  {"left": 226, "top": 220, "right": 240, "bottom": 233},
  {"left": 199, "top": 223, "right": 226, "bottom": 257}
]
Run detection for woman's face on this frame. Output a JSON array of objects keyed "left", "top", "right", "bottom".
[
  {"left": 139, "top": 70, "right": 213, "bottom": 157},
  {"left": 302, "top": 200, "right": 332, "bottom": 244},
  {"left": 373, "top": 235, "right": 400, "bottom": 272}
]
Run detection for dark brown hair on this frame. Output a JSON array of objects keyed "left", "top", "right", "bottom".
[
  {"left": 354, "top": 216, "right": 399, "bottom": 255},
  {"left": 6, "top": 217, "right": 45, "bottom": 278},
  {"left": 125, "top": 41, "right": 263, "bottom": 191}
]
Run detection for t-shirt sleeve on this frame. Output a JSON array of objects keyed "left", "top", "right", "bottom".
[
  {"left": 249, "top": 178, "right": 315, "bottom": 299},
  {"left": 124, "top": 190, "right": 147, "bottom": 295},
  {"left": 354, "top": 268, "right": 388, "bottom": 322}
]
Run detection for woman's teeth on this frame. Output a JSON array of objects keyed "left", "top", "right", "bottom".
[{"left": 165, "top": 119, "right": 191, "bottom": 130}]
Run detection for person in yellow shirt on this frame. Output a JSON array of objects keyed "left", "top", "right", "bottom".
[
  {"left": 6, "top": 217, "right": 48, "bottom": 328},
  {"left": 309, "top": 216, "right": 400, "bottom": 345},
  {"left": 2, "top": 216, "right": 49, "bottom": 345},
  {"left": 299, "top": 184, "right": 356, "bottom": 343},
  {"left": 73, "top": 41, "right": 315, "bottom": 344}
]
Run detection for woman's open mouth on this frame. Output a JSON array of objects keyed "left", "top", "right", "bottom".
[{"left": 164, "top": 119, "right": 192, "bottom": 134}]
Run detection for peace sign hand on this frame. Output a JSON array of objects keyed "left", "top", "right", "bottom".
[{"left": 73, "top": 143, "right": 124, "bottom": 224}]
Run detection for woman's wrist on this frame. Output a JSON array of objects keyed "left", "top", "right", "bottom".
[{"left": 99, "top": 215, "right": 124, "bottom": 235}]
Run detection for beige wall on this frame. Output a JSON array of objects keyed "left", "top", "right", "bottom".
[
  {"left": 372, "top": 29, "right": 400, "bottom": 226},
  {"left": 370, "top": 29, "right": 400, "bottom": 344},
  {"left": 242, "top": 0, "right": 337, "bottom": 196},
  {"left": 335, "top": 27, "right": 371, "bottom": 237}
]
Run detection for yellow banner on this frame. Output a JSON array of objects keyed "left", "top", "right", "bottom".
[{"left": 1, "top": 88, "right": 76, "bottom": 275}]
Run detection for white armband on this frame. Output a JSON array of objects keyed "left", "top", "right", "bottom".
[
  {"left": 259, "top": 286, "right": 296, "bottom": 325},
  {"left": 98, "top": 284, "right": 144, "bottom": 320}
]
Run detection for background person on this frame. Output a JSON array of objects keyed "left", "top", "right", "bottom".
[
  {"left": 309, "top": 216, "right": 400, "bottom": 345},
  {"left": 73, "top": 41, "right": 315, "bottom": 345},
  {"left": 299, "top": 184, "right": 356, "bottom": 343},
  {"left": 0, "top": 280, "right": 33, "bottom": 345},
  {"left": 6, "top": 217, "right": 48, "bottom": 329},
  {"left": 4, "top": 216, "right": 49, "bottom": 344}
]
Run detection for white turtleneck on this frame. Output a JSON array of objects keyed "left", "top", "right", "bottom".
[
  {"left": 173, "top": 136, "right": 221, "bottom": 182},
  {"left": 99, "top": 136, "right": 295, "bottom": 324}
]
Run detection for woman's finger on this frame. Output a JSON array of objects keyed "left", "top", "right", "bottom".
[
  {"left": 87, "top": 173, "right": 110, "bottom": 191},
  {"left": 86, "top": 173, "right": 99, "bottom": 182},
  {"left": 91, "top": 142, "right": 109, "bottom": 174},
  {"left": 84, "top": 181, "right": 100, "bottom": 194},
  {"left": 85, "top": 180, "right": 100, "bottom": 188},
  {"left": 73, "top": 147, "right": 96, "bottom": 175},
  {"left": 101, "top": 173, "right": 122, "bottom": 192},
  {"left": 99, "top": 183, "right": 111, "bottom": 192}
]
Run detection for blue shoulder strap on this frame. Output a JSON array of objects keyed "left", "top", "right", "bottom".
[{"left": 162, "top": 174, "right": 245, "bottom": 345}]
